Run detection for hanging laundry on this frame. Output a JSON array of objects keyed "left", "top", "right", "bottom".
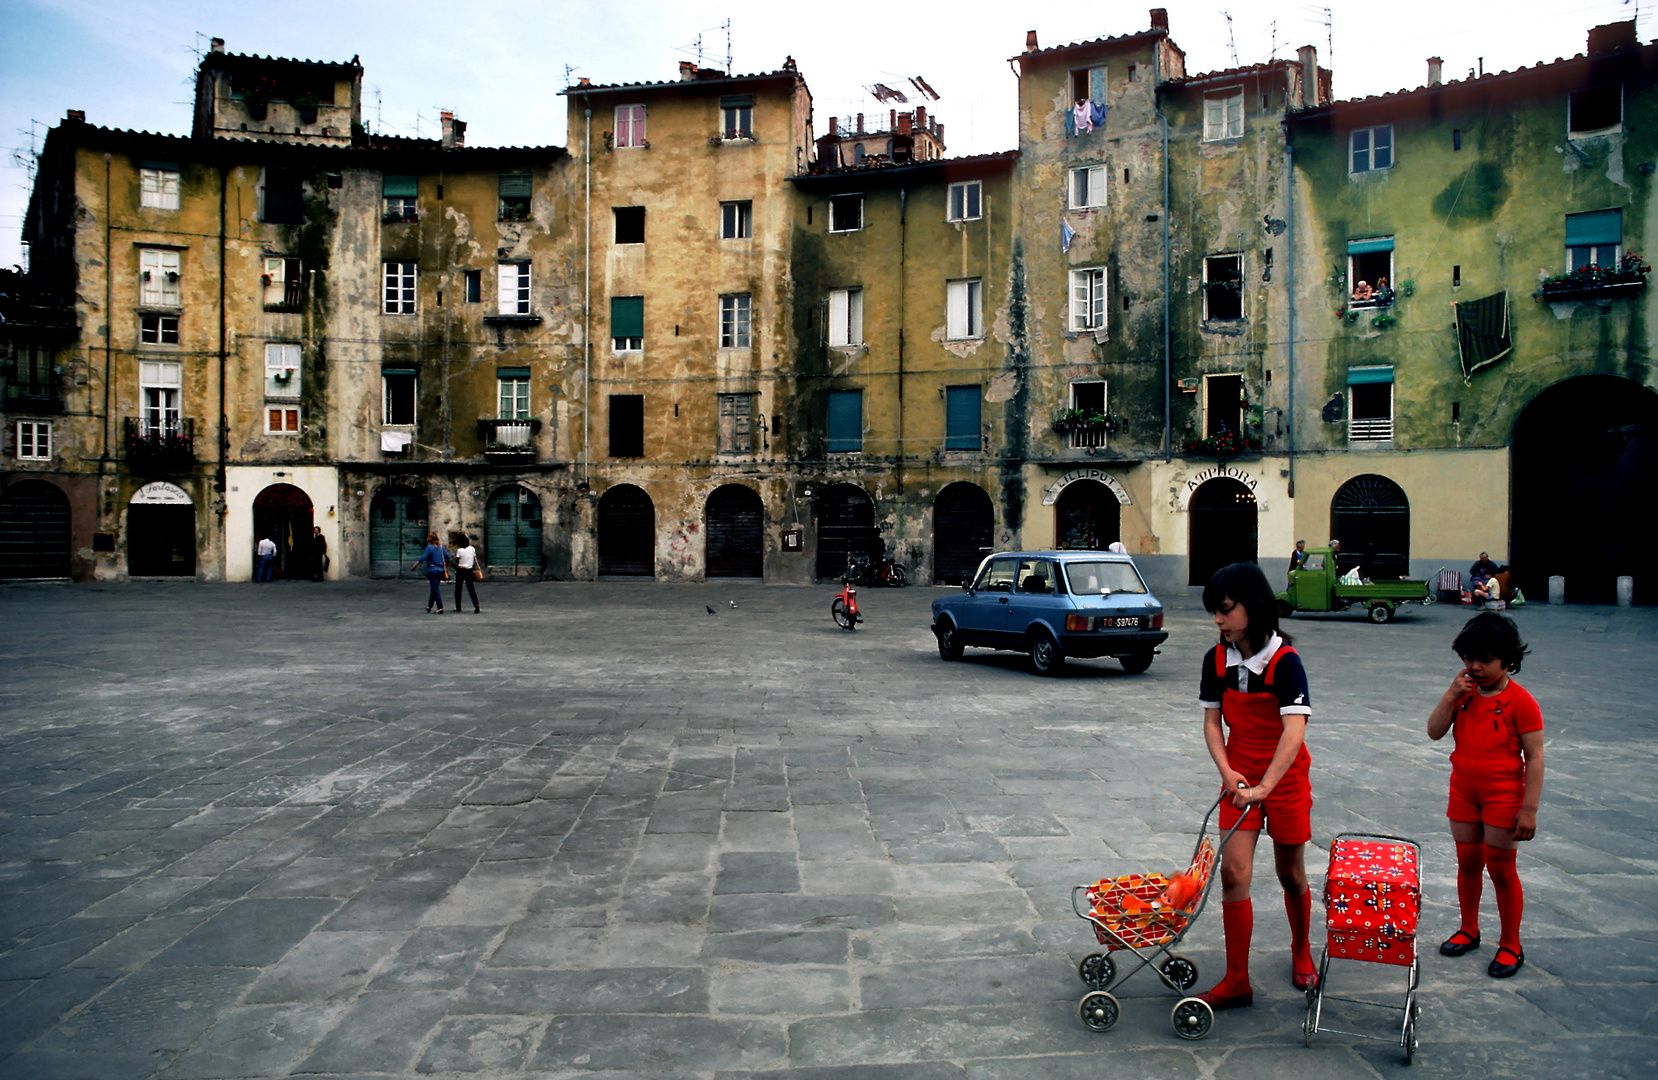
[
  {"left": 1090, "top": 101, "right": 1107, "bottom": 129},
  {"left": 1061, "top": 217, "right": 1076, "bottom": 253},
  {"left": 1072, "top": 102, "right": 1093, "bottom": 135}
]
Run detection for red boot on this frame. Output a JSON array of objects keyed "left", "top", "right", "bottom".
[{"left": 1196, "top": 898, "right": 1255, "bottom": 1009}]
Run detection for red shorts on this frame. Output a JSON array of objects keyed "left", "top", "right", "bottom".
[
  {"left": 1219, "top": 761, "right": 1312, "bottom": 845},
  {"left": 1447, "top": 766, "right": 1525, "bottom": 830}
]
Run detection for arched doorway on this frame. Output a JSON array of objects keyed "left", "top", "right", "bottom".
[
  {"left": 370, "top": 486, "right": 428, "bottom": 579},
  {"left": 1330, "top": 474, "right": 1410, "bottom": 580},
  {"left": 0, "top": 480, "right": 71, "bottom": 580},
  {"left": 1188, "top": 477, "right": 1257, "bottom": 584},
  {"left": 815, "top": 483, "right": 879, "bottom": 580},
  {"left": 1514, "top": 375, "right": 1657, "bottom": 603},
  {"left": 598, "top": 484, "right": 655, "bottom": 577},
  {"left": 485, "top": 485, "right": 545, "bottom": 576},
  {"left": 1054, "top": 480, "right": 1121, "bottom": 551},
  {"left": 252, "top": 484, "right": 314, "bottom": 580},
  {"left": 128, "top": 482, "right": 196, "bottom": 577},
  {"left": 934, "top": 482, "right": 994, "bottom": 585},
  {"left": 705, "top": 484, "right": 764, "bottom": 578}
]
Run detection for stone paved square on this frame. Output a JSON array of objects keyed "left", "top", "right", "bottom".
[{"left": 0, "top": 580, "right": 1654, "bottom": 1078}]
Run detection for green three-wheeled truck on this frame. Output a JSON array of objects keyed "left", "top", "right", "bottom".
[{"left": 1276, "top": 547, "right": 1431, "bottom": 623}]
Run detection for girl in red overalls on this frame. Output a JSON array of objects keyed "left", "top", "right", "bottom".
[
  {"left": 1427, "top": 612, "right": 1543, "bottom": 979},
  {"left": 1197, "top": 562, "right": 1317, "bottom": 1009}
]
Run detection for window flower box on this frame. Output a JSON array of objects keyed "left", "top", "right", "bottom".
[{"left": 1534, "top": 253, "right": 1651, "bottom": 301}]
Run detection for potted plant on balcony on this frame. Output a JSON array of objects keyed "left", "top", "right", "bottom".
[
  {"left": 1053, "top": 406, "right": 1108, "bottom": 434},
  {"left": 293, "top": 92, "right": 320, "bottom": 125},
  {"left": 1535, "top": 252, "right": 1651, "bottom": 300}
]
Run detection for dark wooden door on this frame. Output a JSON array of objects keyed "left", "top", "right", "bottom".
[
  {"left": 1330, "top": 474, "right": 1410, "bottom": 580},
  {"left": 1188, "top": 478, "right": 1257, "bottom": 585},
  {"left": 933, "top": 482, "right": 993, "bottom": 585},
  {"left": 128, "top": 504, "right": 196, "bottom": 576},
  {"left": 0, "top": 480, "right": 71, "bottom": 580},
  {"left": 815, "top": 484, "right": 877, "bottom": 580},
  {"left": 598, "top": 485, "right": 655, "bottom": 577},
  {"left": 706, "top": 485, "right": 763, "bottom": 578}
]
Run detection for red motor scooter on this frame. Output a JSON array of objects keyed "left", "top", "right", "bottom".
[{"left": 832, "top": 577, "right": 862, "bottom": 630}]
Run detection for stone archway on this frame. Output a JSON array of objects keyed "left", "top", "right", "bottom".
[
  {"left": 705, "top": 484, "right": 764, "bottom": 579},
  {"left": 1513, "top": 375, "right": 1657, "bottom": 603},
  {"left": 598, "top": 484, "right": 655, "bottom": 577},
  {"left": 128, "top": 482, "right": 196, "bottom": 577},
  {"left": 1054, "top": 480, "right": 1121, "bottom": 551},
  {"left": 252, "top": 483, "right": 314, "bottom": 580},
  {"left": 0, "top": 479, "right": 71, "bottom": 580},
  {"left": 933, "top": 482, "right": 994, "bottom": 585},
  {"left": 1330, "top": 474, "right": 1410, "bottom": 580},
  {"left": 814, "top": 483, "right": 878, "bottom": 580},
  {"left": 1188, "top": 477, "right": 1258, "bottom": 585}
]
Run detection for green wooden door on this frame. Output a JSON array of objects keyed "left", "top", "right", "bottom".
[
  {"left": 370, "top": 489, "right": 428, "bottom": 578},
  {"left": 484, "top": 486, "right": 544, "bottom": 576}
]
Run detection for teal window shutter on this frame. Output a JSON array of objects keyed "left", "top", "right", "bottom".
[
  {"left": 945, "top": 386, "right": 981, "bottom": 450},
  {"left": 610, "top": 296, "right": 644, "bottom": 339},
  {"left": 1564, "top": 209, "right": 1621, "bottom": 246},
  {"left": 1347, "top": 237, "right": 1395, "bottom": 255},
  {"left": 719, "top": 94, "right": 754, "bottom": 108},
  {"left": 1346, "top": 366, "right": 1395, "bottom": 385},
  {"left": 827, "top": 389, "right": 863, "bottom": 452},
  {"left": 383, "top": 174, "right": 417, "bottom": 197},
  {"left": 499, "top": 172, "right": 532, "bottom": 198},
  {"left": 496, "top": 366, "right": 530, "bottom": 378}
]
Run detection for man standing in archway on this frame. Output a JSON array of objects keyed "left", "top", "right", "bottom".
[
  {"left": 256, "top": 536, "right": 276, "bottom": 582},
  {"left": 311, "top": 527, "right": 328, "bottom": 582}
]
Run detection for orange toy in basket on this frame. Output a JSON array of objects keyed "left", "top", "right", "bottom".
[
  {"left": 1085, "top": 838, "right": 1217, "bottom": 950},
  {"left": 1156, "top": 871, "right": 1202, "bottom": 914}
]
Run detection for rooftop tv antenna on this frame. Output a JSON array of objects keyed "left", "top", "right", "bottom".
[
  {"left": 675, "top": 19, "right": 733, "bottom": 76},
  {"left": 564, "top": 64, "right": 579, "bottom": 87},
  {"left": 1222, "top": 12, "right": 1239, "bottom": 67},
  {"left": 1303, "top": 5, "right": 1332, "bottom": 62},
  {"left": 1269, "top": 20, "right": 1279, "bottom": 61}
]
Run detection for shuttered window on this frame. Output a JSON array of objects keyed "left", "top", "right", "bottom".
[
  {"left": 611, "top": 296, "right": 643, "bottom": 350},
  {"left": 945, "top": 386, "right": 981, "bottom": 451},
  {"left": 718, "top": 393, "right": 753, "bottom": 453},
  {"left": 827, "top": 287, "right": 863, "bottom": 346},
  {"left": 826, "top": 389, "right": 862, "bottom": 453},
  {"left": 499, "top": 172, "right": 531, "bottom": 221}
]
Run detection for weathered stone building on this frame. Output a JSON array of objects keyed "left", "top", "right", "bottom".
[{"left": 4, "top": 13, "right": 1653, "bottom": 601}]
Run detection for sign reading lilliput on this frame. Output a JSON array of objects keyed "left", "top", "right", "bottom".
[
  {"left": 1041, "top": 469, "right": 1132, "bottom": 507},
  {"left": 1178, "top": 464, "right": 1259, "bottom": 510}
]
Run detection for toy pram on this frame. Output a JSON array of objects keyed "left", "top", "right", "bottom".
[
  {"left": 1070, "top": 793, "right": 1245, "bottom": 1040},
  {"left": 1303, "top": 833, "right": 1422, "bottom": 1063}
]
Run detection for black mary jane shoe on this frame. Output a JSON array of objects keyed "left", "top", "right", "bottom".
[
  {"left": 1487, "top": 946, "right": 1524, "bottom": 978},
  {"left": 1439, "top": 930, "right": 1481, "bottom": 957}
]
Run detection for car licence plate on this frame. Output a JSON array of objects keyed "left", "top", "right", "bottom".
[{"left": 1111, "top": 617, "right": 1140, "bottom": 628}]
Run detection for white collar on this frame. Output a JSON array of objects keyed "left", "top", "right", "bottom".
[{"left": 1225, "top": 632, "right": 1283, "bottom": 675}]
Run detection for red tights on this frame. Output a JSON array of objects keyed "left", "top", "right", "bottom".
[{"left": 1455, "top": 841, "right": 1524, "bottom": 953}]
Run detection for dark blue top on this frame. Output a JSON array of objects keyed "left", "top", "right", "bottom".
[
  {"left": 1199, "top": 640, "right": 1311, "bottom": 716},
  {"left": 419, "top": 544, "right": 448, "bottom": 572}
]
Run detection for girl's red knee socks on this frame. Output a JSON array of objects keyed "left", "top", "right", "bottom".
[
  {"left": 1209, "top": 898, "right": 1254, "bottom": 995},
  {"left": 1484, "top": 844, "right": 1524, "bottom": 953},
  {"left": 1455, "top": 841, "right": 1486, "bottom": 935},
  {"left": 1286, "top": 887, "right": 1316, "bottom": 981}
]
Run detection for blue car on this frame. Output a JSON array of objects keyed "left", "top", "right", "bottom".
[{"left": 930, "top": 551, "right": 1169, "bottom": 675}]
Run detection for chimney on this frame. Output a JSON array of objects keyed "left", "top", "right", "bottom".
[
  {"left": 577, "top": 77, "right": 590, "bottom": 86},
  {"left": 916, "top": 105, "right": 927, "bottom": 131},
  {"left": 66, "top": 109, "right": 85, "bottom": 123},
  {"left": 1025, "top": 30, "right": 1039, "bottom": 52},
  {"left": 679, "top": 60, "right": 697, "bottom": 81},
  {"left": 1150, "top": 8, "right": 1169, "bottom": 32},
  {"left": 210, "top": 37, "right": 224, "bottom": 53},
  {"left": 441, "top": 111, "right": 465, "bottom": 148},
  {"left": 828, "top": 116, "right": 838, "bottom": 135},
  {"left": 1588, "top": 21, "right": 1638, "bottom": 56},
  {"left": 1298, "top": 45, "right": 1319, "bottom": 107},
  {"left": 856, "top": 112, "right": 864, "bottom": 133},
  {"left": 897, "top": 111, "right": 912, "bottom": 135},
  {"left": 1427, "top": 57, "right": 1443, "bottom": 86}
]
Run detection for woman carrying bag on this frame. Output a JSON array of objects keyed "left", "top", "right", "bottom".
[
  {"left": 413, "top": 532, "right": 450, "bottom": 613},
  {"left": 452, "top": 531, "right": 481, "bottom": 613}
]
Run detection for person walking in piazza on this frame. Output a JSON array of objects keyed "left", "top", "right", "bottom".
[
  {"left": 1195, "top": 561, "right": 1319, "bottom": 1009},
  {"left": 452, "top": 531, "right": 481, "bottom": 613},
  {"left": 413, "top": 531, "right": 449, "bottom": 614},
  {"left": 255, "top": 536, "right": 277, "bottom": 582},
  {"left": 1427, "top": 612, "right": 1544, "bottom": 978}
]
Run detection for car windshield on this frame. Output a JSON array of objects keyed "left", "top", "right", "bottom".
[{"left": 1062, "top": 560, "right": 1148, "bottom": 595}]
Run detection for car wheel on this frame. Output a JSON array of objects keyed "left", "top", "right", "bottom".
[
  {"left": 1278, "top": 599, "right": 1295, "bottom": 618},
  {"left": 935, "top": 620, "right": 964, "bottom": 660},
  {"left": 1119, "top": 651, "right": 1154, "bottom": 674},
  {"left": 1029, "top": 629, "right": 1064, "bottom": 675},
  {"left": 1367, "top": 603, "right": 1392, "bottom": 624}
]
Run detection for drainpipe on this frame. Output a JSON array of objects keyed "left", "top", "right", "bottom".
[
  {"left": 896, "top": 187, "right": 906, "bottom": 495},
  {"left": 1285, "top": 139, "right": 1296, "bottom": 499},
  {"left": 1155, "top": 54, "right": 1171, "bottom": 462},
  {"left": 217, "top": 163, "right": 228, "bottom": 498},
  {"left": 583, "top": 105, "right": 592, "bottom": 488},
  {"left": 102, "top": 154, "right": 113, "bottom": 466}
]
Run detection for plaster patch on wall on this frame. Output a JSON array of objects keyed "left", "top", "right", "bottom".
[{"left": 985, "top": 369, "right": 1021, "bottom": 402}]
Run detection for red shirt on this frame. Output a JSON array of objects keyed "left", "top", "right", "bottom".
[{"left": 1450, "top": 679, "right": 1543, "bottom": 773}]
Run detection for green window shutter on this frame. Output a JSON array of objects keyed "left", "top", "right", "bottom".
[
  {"left": 499, "top": 172, "right": 532, "bottom": 198},
  {"left": 945, "top": 386, "right": 981, "bottom": 449},
  {"left": 720, "top": 94, "right": 754, "bottom": 108},
  {"left": 1347, "top": 237, "right": 1395, "bottom": 254},
  {"left": 826, "top": 389, "right": 863, "bottom": 452},
  {"left": 383, "top": 174, "right": 417, "bottom": 196},
  {"left": 611, "top": 296, "right": 644, "bottom": 339},
  {"left": 1346, "top": 366, "right": 1395, "bottom": 385},
  {"left": 381, "top": 365, "right": 418, "bottom": 376},
  {"left": 1564, "top": 209, "right": 1621, "bottom": 246},
  {"left": 496, "top": 366, "right": 530, "bottom": 378}
]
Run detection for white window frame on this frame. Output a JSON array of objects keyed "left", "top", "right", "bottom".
[
  {"left": 1203, "top": 87, "right": 1244, "bottom": 142},
  {"left": 263, "top": 256, "right": 299, "bottom": 308},
  {"left": 16, "top": 420, "right": 52, "bottom": 460},
  {"left": 1349, "top": 125, "right": 1394, "bottom": 173},
  {"left": 1068, "top": 379, "right": 1108, "bottom": 449},
  {"left": 947, "top": 181, "right": 982, "bottom": 222},
  {"left": 719, "top": 293, "right": 752, "bottom": 349},
  {"left": 497, "top": 263, "right": 531, "bottom": 315},
  {"left": 383, "top": 261, "right": 416, "bottom": 314},
  {"left": 829, "top": 194, "right": 863, "bottom": 233},
  {"left": 1070, "top": 165, "right": 1107, "bottom": 209},
  {"left": 1348, "top": 376, "right": 1395, "bottom": 443},
  {"left": 946, "top": 279, "right": 983, "bottom": 340},
  {"left": 1069, "top": 268, "right": 1107, "bottom": 331},
  {"left": 139, "top": 248, "right": 181, "bottom": 307},
  {"left": 265, "top": 405, "right": 301, "bottom": 435},
  {"left": 265, "top": 342, "right": 301, "bottom": 398},
  {"left": 498, "top": 375, "right": 530, "bottom": 419},
  {"left": 721, "top": 200, "right": 752, "bottom": 239},
  {"left": 614, "top": 104, "right": 647, "bottom": 148},
  {"left": 1203, "top": 253, "right": 1245, "bottom": 322},
  {"left": 139, "top": 361, "right": 182, "bottom": 436},
  {"left": 139, "top": 313, "right": 179, "bottom": 346},
  {"left": 722, "top": 103, "right": 753, "bottom": 140},
  {"left": 827, "top": 287, "right": 863, "bottom": 347},
  {"left": 140, "top": 166, "right": 180, "bottom": 210}
]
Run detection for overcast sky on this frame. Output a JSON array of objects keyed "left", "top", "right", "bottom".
[{"left": 0, "top": 0, "right": 1643, "bottom": 268}]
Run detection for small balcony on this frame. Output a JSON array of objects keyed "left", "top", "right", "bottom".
[
  {"left": 1534, "top": 255, "right": 1651, "bottom": 302},
  {"left": 263, "top": 277, "right": 304, "bottom": 313},
  {"left": 5, "top": 379, "right": 65, "bottom": 415},
  {"left": 124, "top": 416, "right": 195, "bottom": 473},
  {"left": 1348, "top": 417, "right": 1395, "bottom": 443},
  {"left": 478, "top": 417, "right": 541, "bottom": 459}
]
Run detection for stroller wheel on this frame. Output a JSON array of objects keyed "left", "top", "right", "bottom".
[
  {"left": 1078, "top": 991, "right": 1120, "bottom": 1033},
  {"left": 1078, "top": 952, "right": 1115, "bottom": 989},
  {"left": 1171, "top": 997, "right": 1214, "bottom": 1040},
  {"left": 1161, "top": 955, "right": 1199, "bottom": 992}
]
